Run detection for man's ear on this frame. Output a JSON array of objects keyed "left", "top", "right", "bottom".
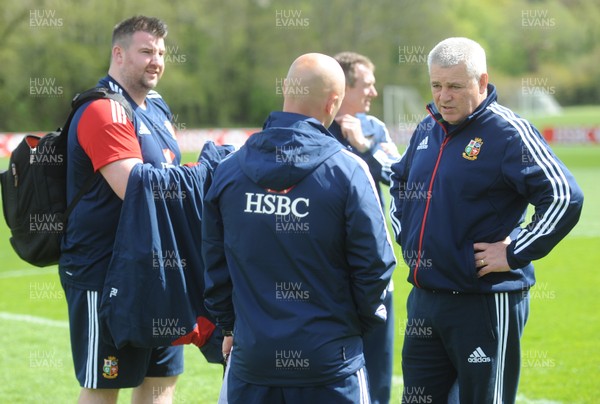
[
  {"left": 112, "top": 45, "right": 124, "bottom": 64},
  {"left": 326, "top": 94, "right": 341, "bottom": 116},
  {"left": 478, "top": 73, "right": 489, "bottom": 94}
]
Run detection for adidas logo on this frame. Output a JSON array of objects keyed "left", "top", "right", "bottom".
[
  {"left": 416, "top": 136, "right": 429, "bottom": 150},
  {"left": 468, "top": 347, "right": 491, "bottom": 363}
]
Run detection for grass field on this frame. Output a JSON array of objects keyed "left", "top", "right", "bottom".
[
  {"left": 528, "top": 105, "right": 600, "bottom": 127},
  {"left": 0, "top": 140, "right": 599, "bottom": 403}
]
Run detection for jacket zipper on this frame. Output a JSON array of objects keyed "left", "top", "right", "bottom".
[{"left": 413, "top": 111, "right": 449, "bottom": 288}]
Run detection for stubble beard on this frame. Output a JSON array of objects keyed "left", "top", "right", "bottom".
[{"left": 123, "top": 72, "right": 159, "bottom": 99}]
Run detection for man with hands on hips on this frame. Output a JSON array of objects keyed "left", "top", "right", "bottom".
[{"left": 390, "top": 37, "right": 583, "bottom": 403}]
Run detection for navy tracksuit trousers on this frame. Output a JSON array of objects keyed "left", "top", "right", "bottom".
[
  {"left": 402, "top": 287, "right": 529, "bottom": 404},
  {"left": 363, "top": 286, "right": 395, "bottom": 404}
]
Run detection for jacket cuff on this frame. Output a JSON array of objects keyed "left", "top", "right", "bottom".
[{"left": 506, "top": 243, "right": 531, "bottom": 269}]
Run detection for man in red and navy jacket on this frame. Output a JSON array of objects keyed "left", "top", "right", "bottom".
[{"left": 59, "top": 16, "right": 222, "bottom": 403}]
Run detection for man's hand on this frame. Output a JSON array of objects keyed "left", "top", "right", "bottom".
[
  {"left": 474, "top": 236, "right": 511, "bottom": 277},
  {"left": 379, "top": 141, "right": 401, "bottom": 158},
  {"left": 335, "top": 114, "right": 371, "bottom": 153},
  {"left": 222, "top": 335, "right": 233, "bottom": 364}
]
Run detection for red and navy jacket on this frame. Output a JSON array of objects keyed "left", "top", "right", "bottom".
[{"left": 390, "top": 84, "right": 583, "bottom": 293}]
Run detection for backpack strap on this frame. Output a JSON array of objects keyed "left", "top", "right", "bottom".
[
  {"left": 64, "top": 173, "right": 97, "bottom": 219},
  {"left": 71, "top": 87, "right": 134, "bottom": 122},
  {"left": 62, "top": 87, "right": 134, "bottom": 221}
]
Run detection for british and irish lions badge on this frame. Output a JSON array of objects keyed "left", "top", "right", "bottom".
[
  {"left": 102, "top": 356, "right": 119, "bottom": 379},
  {"left": 462, "top": 137, "right": 483, "bottom": 161}
]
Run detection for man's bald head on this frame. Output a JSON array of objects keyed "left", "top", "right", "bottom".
[{"left": 282, "top": 53, "right": 345, "bottom": 128}]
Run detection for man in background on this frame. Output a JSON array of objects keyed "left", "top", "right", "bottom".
[
  {"left": 329, "top": 51, "right": 399, "bottom": 404},
  {"left": 330, "top": 52, "right": 400, "bottom": 204}
]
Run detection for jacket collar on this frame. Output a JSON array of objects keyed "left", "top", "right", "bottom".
[{"left": 263, "top": 111, "right": 334, "bottom": 139}]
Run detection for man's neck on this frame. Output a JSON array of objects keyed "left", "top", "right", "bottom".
[
  {"left": 336, "top": 105, "right": 362, "bottom": 117},
  {"left": 123, "top": 87, "right": 147, "bottom": 107},
  {"left": 106, "top": 73, "right": 148, "bottom": 107}
]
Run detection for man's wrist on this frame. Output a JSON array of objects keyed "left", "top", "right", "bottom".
[
  {"left": 222, "top": 329, "right": 234, "bottom": 337},
  {"left": 358, "top": 138, "right": 372, "bottom": 153}
]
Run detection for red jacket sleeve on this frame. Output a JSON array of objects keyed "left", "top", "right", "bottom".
[{"left": 77, "top": 98, "right": 141, "bottom": 171}]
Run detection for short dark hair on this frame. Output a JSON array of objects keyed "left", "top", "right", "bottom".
[
  {"left": 112, "top": 15, "right": 168, "bottom": 47},
  {"left": 334, "top": 52, "right": 375, "bottom": 87}
]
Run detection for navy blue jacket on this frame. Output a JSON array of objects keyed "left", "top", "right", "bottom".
[
  {"left": 99, "top": 142, "right": 230, "bottom": 354},
  {"left": 390, "top": 84, "right": 583, "bottom": 293},
  {"left": 203, "top": 112, "right": 396, "bottom": 386}
]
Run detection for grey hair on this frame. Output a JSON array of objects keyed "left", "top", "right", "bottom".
[{"left": 427, "top": 37, "right": 487, "bottom": 80}]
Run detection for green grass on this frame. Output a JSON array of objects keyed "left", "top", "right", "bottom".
[
  {"left": 0, "top": 144, "right": 599, "bottom": 403},
  {"left": 527, "top": 105, "right": 600, "bottom": 128}
]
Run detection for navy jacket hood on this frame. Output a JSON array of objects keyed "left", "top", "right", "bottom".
[{"left": 237, "top": 112, "right": 342, "bottom": 190}]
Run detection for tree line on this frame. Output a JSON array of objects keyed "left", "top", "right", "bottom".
[{"left": 0, "top": 0, "right": 598, "bottom": 132}]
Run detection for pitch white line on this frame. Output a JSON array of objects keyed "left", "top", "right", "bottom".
[
  {"left": 0, "top": 268, "right": 56, "bottom": 279},
  {"left": 0, "top": 312, "right": 68, "bottom": 328}
]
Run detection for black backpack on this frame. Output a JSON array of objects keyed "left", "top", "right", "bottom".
[{"left": 0, "top": 87, "right": 133, "bottom": 267}]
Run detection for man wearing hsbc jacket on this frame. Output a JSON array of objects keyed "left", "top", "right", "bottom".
[
  {"left": 203, "top": 53, "right": 396, "bottom": 403},
  {"left": 390, "top": 37, "right": 583, "bottom": 404}
]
